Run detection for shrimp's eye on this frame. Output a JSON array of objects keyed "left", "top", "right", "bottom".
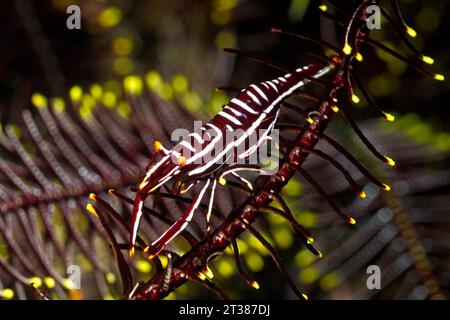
[
  {"left": 178, "top": 155, "right": 186, "bottom": 167},
  {"left": 154, "top": 140, "right": 162, "bottom": 153}
]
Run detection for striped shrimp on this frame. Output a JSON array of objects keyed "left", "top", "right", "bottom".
[{"left": 129, "top": 61, "right": 334, "bottom": 258}]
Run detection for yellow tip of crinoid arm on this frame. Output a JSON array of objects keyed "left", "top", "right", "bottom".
[
  {"left": 349, "top": 217, "right": 357, "bottom": 225},
  {"left": 249, "top": 280, "right": 260, "bottom": 290},
  {"left": 359, "top": 191, "right": 367, "bottom": 199},
  {"left": 129, "top": 246, "right": 135, "bottom": 257},
  {"left": 31, "top": 93, "right": 47, "bottom": 108},
  {"left": 384, "top": 156, "right": 396, "bottom": 166},
  {"left": 351, "top": 94, "right": 360, "bottom": 104},
  {"left": 405, "top": 26, "right": 417, "bottom": 38},
  {"left": 124, "top": 75, "right": 143, "bottom": 96},
  {"left": 44, "top": 277, "right": 56, "bottom": 289},
  {"left": 343, "top": 43, "right": 352, "bottom": 55},
  {"left": 331, "top": 105, "right": 339, "bottom": 112},
  {"left": 86, "top": 204, "right": 99, "bottom": 218},
  {"left": 52, "top": 97, "right": 66, "bottom": 113},
  {"left": 383, "top": 112, "right": 395, "bottom": 122},
  {"left": 177, "top": 155, "right": 187, "bottom": 167},
  {"left": 434, "top": 74, "right": 445, "bottom": 81},
  {"left": 382, "top": 184, "right": 391, "bottom": 191},
  {"left": 69, "top": 85, "right": 83, "bottom": 103},
  {"left": 422, "top": 55, "right": 434, "bottom": 65},
  {"left": 90, "top": 83, "right": 103, "bottom": 100},
  {"left": 355, "top": 52, "right": 363, "bottom": 62},
  {"left": 1, "top": 288, "right": 14, "bottom": 299},
  {"left": 147, "top": 253, "right": 158, "bottom": 260},
  {"left": 318, "top": 5, "right": 327, "bottom": 12},
  {"left": 197, "top": 272, "right": 206, "bottom": 281},
  {"left": 204, "top": 267, "right": 214, "bottom": 279},
  {"left": 154, "top": 140, "right": 162, "bottom": 153}
]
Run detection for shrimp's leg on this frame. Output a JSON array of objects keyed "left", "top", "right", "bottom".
[{"left": 144, "top": 179, "right": 212, "bottom": 259}]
